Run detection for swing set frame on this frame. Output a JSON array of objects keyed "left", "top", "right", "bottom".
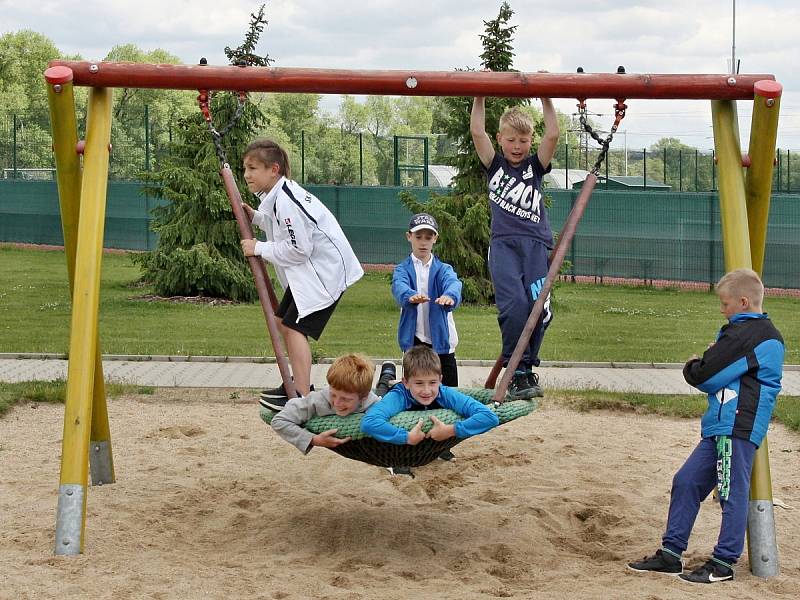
[{"left": 44, "top": 61, "right": 782, "bottom": 576}]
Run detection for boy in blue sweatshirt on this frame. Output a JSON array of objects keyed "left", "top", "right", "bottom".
[
  {"left": 628, "top": 268, "right": 784, "bottom": 584},
  {"left": 391, "top": 213, "right": 462, "bottom": 387},
  {"left": 361, "top": 345, "right": 499, "bottom": 446}
]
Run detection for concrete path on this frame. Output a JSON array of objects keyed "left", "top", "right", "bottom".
[{"left": 1, "top": 354, "right": 798, "bottom": 395}]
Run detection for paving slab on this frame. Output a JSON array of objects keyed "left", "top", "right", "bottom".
[{"left": 1, "top": 357, "right": 798, "bottom": 395}]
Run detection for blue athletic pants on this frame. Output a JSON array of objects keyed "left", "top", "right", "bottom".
[
  {"left": 488, "top": 237, "right": 552, "bottom": 368},
  {"left": 662, "top": 436, "right": 757, "bottom": 564}
]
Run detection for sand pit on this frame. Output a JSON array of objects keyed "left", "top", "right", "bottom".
[{"left": 1, "top": 389, "right": 799, "bottom": 599}]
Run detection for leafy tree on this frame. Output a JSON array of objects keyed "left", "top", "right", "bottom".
[
  {"left": 399, "top": 1, "right": 526, "bottom": 302},
  {"left": 132, "top": 6, "right": 271, "bottom": 301},
  {"left": 0, "top": 30, "right": 85, "bottom": 173},
  {"left": 103, "top": 44, "right": 196, "bottom": 179}
]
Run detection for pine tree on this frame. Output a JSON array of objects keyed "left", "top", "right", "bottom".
[
  {"left": 399, "top": 2, "right": 528, "bottom": 303},
  {"left": 132, "top": 6, "right": 271, "bottom": 301}
]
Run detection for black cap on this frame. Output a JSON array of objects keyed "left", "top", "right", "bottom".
[{"left": 408, "top": 213, "right": 438, "bottom": 234}]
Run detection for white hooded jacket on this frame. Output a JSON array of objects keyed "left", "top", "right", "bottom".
[{"left": 251, "top": 177, "right": 364, "bottom": 320}]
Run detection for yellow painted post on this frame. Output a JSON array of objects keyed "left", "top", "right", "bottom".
[
  {"left": 744, "top": 80, "right": 783, "bottom": 579},
  {"left": 53, "top": 87, "right": 113, "bottom": 555},
  {"left": 745, "top": 81, "right": 782, "bottom": 274},
  {"left": 711, "top": 99, "right": 751, "bottom": 271},
  {"left": 45, "top": 67, "right": 115, "bottom": 489}
]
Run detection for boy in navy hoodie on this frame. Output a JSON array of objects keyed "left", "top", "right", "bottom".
[{"left": 628, "top": 268, "right": 784, "bottom": 584}]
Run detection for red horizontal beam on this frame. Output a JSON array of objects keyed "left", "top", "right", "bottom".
[{"left": 47, "top": 60, "right": 775, "bottom": 100}]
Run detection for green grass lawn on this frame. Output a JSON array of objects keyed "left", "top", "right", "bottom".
[{"left": 1, "top": 244, "right": 798, "bottom": 363}]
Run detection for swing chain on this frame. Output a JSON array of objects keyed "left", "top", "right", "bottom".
[
  {"left": 577, "top": 99, "right": 627, "bottom": 176},
  {"left": 197, "top": 90, "right": 248, "bottom": 167}
]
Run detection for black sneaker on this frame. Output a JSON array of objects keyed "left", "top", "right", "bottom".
[
  {"left": 527, "top": 371, "right": 544, "bottom": 398},
  {"left": 386, "top": 466, "right": 415, "bottom": 478},
  {"left": 375, "top": 362, "right": 396, "bottom": 397},
  {"left": 678, "top": 558, "right": 734, "bottom": 584},
  {"left": 438, "top": 450, "right": 456, "bottom": 461},
  {"left": 260, "top": 382, "right": 289, "bottom": 400},
  {"left": 259, "top": 395, "right": 289, "bottom": 411},
  {"left": 627, "top": 549, "right": 683, "bottom": 575},
  {"left": 258, "top": 384, "right": 312, "bottom": 411},
  {"left": 506, "top": 371, "right": 537, "bottom": 400}
]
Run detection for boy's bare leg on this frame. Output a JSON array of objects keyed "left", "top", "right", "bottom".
[{"left": 280, "top": 323, "right": 312, "bottom": 396}]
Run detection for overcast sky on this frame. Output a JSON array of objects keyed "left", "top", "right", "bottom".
[{"left": 3, "top": 0, "right": 798, "bottom": 151}]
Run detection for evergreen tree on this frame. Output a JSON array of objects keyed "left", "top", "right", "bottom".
[
  {"left": 399, "top": 2, "right": 527, "bottom": 303},
  {"left": 132, "top": 6, "right": 271, "bottom": 301}
]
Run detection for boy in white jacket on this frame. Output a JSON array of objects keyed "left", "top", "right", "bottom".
[{"left": 240, "top": 139, "right": 364, "bottom": 409}]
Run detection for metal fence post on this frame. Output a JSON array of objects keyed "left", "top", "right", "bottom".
[
  {"left": 679, "top": 149, "right": 683, "bottom": 191},
  {"left": 423, "top": 137, "right": 429, "bottom": 186},
  {"left": 695, "top": 149, "right": 699, "bottom": 191},
  {"left": 359, "top": 132, "right": 363, "bottom": 185},
  {"left": 393, "top": 135, "right": 399, "bottom": 186},
  {"left": 643, "top": 149, "right": 647, "bottom": 189},
  {"left": 144, "top": 105, "right": 150, "bottom": 171},
  {"left": 663, "top": 146, "right": 667, "bottom": 184},
  {"left": 12, "top": 113, "right": 18, "bottom": 179},
  {"left": 787, "top": 149, "right": 791, "bottom": 193},
  {"left": 301, "top": 130, "right": 305, "bottom": 184},
  {"left": 712, "top": 150, "right": 716, "bottom": 190}
]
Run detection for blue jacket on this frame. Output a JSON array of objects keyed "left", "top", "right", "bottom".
[
  {"left": 683, "top": 313, "right": 784, "bottom": 447},
  {"left": 392, "top": 255, "right": 462, "bottom": 354},
  {"left": 360, "top": 384, "right": 499, "bottom": 445}
]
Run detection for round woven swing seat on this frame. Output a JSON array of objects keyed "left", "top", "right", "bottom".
[{"left": 259, "top": 387, "right": 537, "bottom": 468}]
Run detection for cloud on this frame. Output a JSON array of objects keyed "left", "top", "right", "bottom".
[{"left": 2, "top": 0, "right": 798, "bottom": 147}]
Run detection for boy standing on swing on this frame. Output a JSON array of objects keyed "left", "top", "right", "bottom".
[{"left": 470, "top": 96, "right": 560, "bottom": 399}]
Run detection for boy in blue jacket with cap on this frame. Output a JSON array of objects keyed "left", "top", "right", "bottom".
[
  {"left": 628, "top": 268, "right": 784, "bottom": 584},
  {"left": 391, "top": 213, "right": 463, "bottom": 387}
]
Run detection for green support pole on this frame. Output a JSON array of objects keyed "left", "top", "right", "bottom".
[
  {"left": 744, "top": 80, "right": 782, "bottom": 579},
  {"left": 45, "top": 67, "right": 115, "bottom": 494},
  {"left": 359, "top": 132, "right": 363, "bottom": 185},
  {"left": 300, "top": 130, "right": 305, "bottom": 184},
  {"left": 711, "top": 99, "right": 752, "bottom": 271}
]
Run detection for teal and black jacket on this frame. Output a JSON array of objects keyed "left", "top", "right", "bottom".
[{"left": 683, "top": 313, "right": 784, "bottom": 447}]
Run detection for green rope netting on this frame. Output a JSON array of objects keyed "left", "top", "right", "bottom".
[{"left": 259, "top": 387, "right": 537, "bottom": 467}]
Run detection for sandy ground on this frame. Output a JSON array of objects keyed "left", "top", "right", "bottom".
[{"left": 1, "top": 389, "right": 799, "bottom": 600}]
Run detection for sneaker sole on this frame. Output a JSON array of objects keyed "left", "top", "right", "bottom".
[
  {"left": 626, "top": 565, "right": 682, "bottom": 576},
  {"left": 678, "top": 574, "right": 733, "bottom": 584},
  {"left": 259, "top": 398, "right": 288, "bottom": 411}
]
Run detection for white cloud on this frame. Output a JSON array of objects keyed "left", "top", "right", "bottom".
[{"left": 2, "top": 0, "right": 798, "bottom": 147}]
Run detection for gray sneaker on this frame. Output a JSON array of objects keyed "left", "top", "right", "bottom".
[
  {"left": 506, "top": 371, "right": 537, "bottom": 400},
  {"left": 527, "top": 371, "right": 544, "bottom": 397}
]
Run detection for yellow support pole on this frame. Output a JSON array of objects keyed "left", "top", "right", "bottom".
[
  {"left": 745, "top": 81, "right": 782, "bottom": 274},
  {"left": 743, "top": 80, "right": 783, "bottom": 579},
  {"left": 53, "top": 86, "right": 113, "bottom": 555},
  {"left": 711, "top": 99, "right": 751, "bottom": 271},
  {"left": 45, "top": 67, "right": 115, "bottom": 490}
]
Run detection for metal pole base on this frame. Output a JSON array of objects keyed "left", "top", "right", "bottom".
[
  {"left": 89, "top": 440, "right": 114, "bottom": 486},
  {"left": 54, "top": 484, "right": 85, "bottom": 555},
  {"left": 747, "top": 499, "right": 779, "bottom": 578}
]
